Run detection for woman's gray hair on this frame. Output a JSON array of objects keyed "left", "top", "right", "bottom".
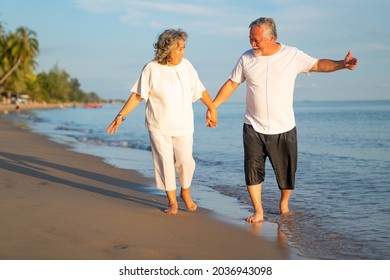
[
  {"left": 154, "top": 29, "right": 187, "bottom": 65},
  {"left": 249, "top": 17, "right": 277, "bottom": 40}
]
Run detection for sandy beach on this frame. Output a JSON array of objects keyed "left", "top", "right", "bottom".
[
  {"left": 0, "top": 114, "right": 291, "bottom": 260},
  {"left": 0, "top": 103, "right": 70, "bottom": 114}
]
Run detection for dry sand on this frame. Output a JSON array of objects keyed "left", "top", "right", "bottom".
[{"left": 0, "top": 115, "right": 292, "bottom": 260}]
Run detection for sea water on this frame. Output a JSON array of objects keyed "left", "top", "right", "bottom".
[{"left": 13, "top": 100, "right": 390, "bottom": 259}]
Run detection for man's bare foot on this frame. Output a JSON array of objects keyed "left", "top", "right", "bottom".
[
  {"left": 280, "top": 189, "right": 291, "bottom": 215},
  {"left": 180, "top": 188, "right": 198, "bottom": 212},
  {"left": 164, "top": 203, "right": 178, "bottom": 215},
  {"left": 280, "top": 205, "right": 289, "bottom": 215},
  {"left": 281, "top": 211, "right": 294, "bottom": 217},
  {"left": 245, "top": 212, "right": 264, "bottom": 223}
]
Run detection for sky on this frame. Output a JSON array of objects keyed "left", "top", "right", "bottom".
[{"left": 1, "top": 0, "right": 389, "bottom": 101}]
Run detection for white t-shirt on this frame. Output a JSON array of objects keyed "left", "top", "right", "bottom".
[
  {"left": 229, "top": 44, "right": 318, "bottom": 135},
  {"left": 131, "top": 59, "right": 204, "bottom": 136}
]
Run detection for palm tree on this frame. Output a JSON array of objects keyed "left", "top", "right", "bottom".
[{"left": 0, "top": 27, "right": 39, "bottom": 87}]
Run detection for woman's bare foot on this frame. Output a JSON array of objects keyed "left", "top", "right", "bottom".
[
  {"left": 164, "top": 203, "right": 178, "bottom": 215},
  {"left": 164, "top": 190, "right": 178, "bottom": 215},
  {"left": 180, "top": 188, "right": 197, "bottom": 212},
  {"left": 245, "top": 212, "right": 264, "bottom": 223}
]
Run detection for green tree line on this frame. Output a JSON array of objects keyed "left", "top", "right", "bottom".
[{"left": 0, "top": 21, "right": 104, "bottom": 104}]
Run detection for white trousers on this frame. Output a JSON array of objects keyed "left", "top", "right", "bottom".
[{"left": 148, "top": 131, "right": 195, "bottom": 191}]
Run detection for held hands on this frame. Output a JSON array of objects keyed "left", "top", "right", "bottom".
[
  {"left": 344, "top": 50, "right": 358, "bottom": 70},
  {"left": 206, "top": 108, "right": 218, "bottom": 128}
]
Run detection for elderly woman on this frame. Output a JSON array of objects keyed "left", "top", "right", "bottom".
[{"left": 106, "top": 29, "right": 217, "bottom": 215}]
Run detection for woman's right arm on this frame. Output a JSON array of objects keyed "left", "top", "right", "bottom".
[{"left": 106, "top": 93, "right": 143, "bottom": 135}]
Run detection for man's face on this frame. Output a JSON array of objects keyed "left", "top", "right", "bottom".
[{"left": 249, "top": 27, "right": 269, "bottom": 56}]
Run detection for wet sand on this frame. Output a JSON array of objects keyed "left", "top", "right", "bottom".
[{"left": 0, "top": 115, "right": 291, "bottom": 260}]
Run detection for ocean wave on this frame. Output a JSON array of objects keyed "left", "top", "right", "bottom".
[{"left": 73, "top": 135, "right": 152, "bottom": 152}]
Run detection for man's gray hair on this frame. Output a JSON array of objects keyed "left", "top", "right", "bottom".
[{"left": 249, "top": 17, "right": 277, "bottom": 40}]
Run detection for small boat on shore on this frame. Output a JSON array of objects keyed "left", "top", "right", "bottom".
[{"left": 85, "top": 103, "right": 103, "bottom": 109}]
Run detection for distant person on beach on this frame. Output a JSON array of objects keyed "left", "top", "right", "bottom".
[
  {"left": 211, "top": 17, "right": 358, "bottom": 223},
  {"left": 106, "top": 29, "right": 217, "bottom": 215}
]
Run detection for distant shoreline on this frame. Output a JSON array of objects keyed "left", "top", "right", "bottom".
[
  {"left": 0, "top": 102, "right": 103, "bottom": 114},
  {"left": 2, "top": 99, "right": 387, "bottom": 116}
]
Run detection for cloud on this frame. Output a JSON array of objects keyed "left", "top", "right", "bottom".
[
  {"left": 369, "top": 28, "right": 390, "bottom": 38},
  {"left": 73, "top": 0, "right": 259, "bottom": 36},
  {"left": 380, "top": 83, "right": 389, "bottom": 88},
  {"left": 361, "top": 43, "right": 390, "bottom": 52},
  {"left": 74, "top": 0, "right": 225, "bottom": 18},
  {"left": 73, "top": 0, "right": 122, "bottom": 13},
  {"left": 133, "top": 1, "right": 216, "bottom": 16}
]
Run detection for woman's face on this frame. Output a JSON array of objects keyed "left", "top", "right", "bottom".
[{"left": 168, "top": 39, "right": 186, "bottom": 66}]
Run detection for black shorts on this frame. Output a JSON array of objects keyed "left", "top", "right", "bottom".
[{"left": 243, "top": 124, "right": 297, "bottom": 190}]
